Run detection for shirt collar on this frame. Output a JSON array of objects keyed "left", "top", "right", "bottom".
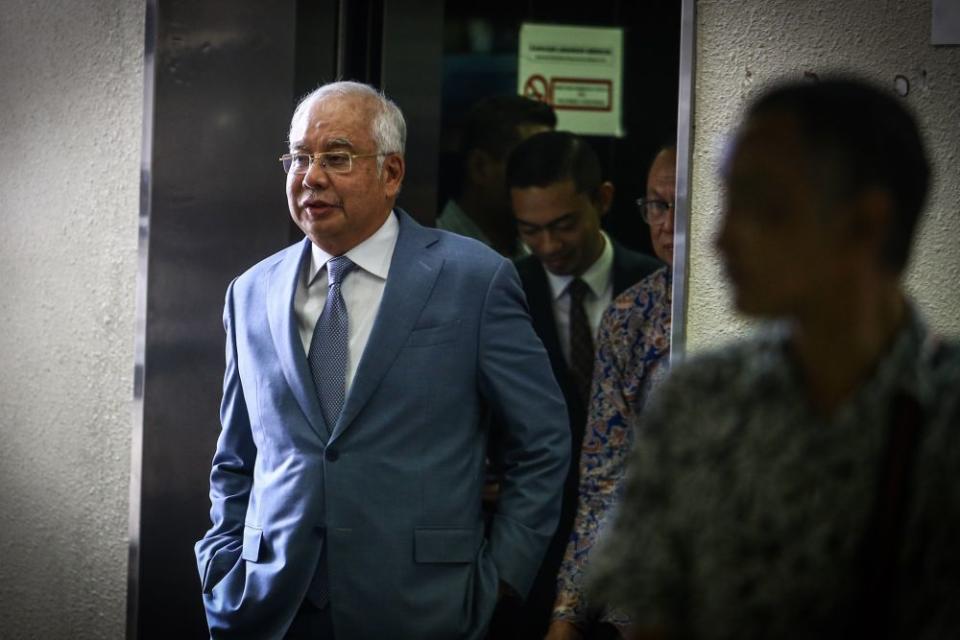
[
  {"left": 545, "top": 231, "right": 614, "bottom": 300},
  {"left": 307, "top": 210, "right": 399, "bottom": 286}
]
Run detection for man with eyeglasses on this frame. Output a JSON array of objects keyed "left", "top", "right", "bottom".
[
  {"left": 490, "top": 131, "right": 660, "bottom": 639},
  {"left": 547, "top": 145, "right": 677, "bottom": 640},
  {"left": 195, "top": 80, "right": 569, "bottom": 640}
]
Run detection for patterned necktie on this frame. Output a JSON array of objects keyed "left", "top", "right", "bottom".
[
  {"left": 568, "top": 278, "right": 594, "bottom": 406},
  {"left": 305, "top": 256, "right": 354, "bottom": 610},
  {"left": 308, "top": 255, "right": 356, "bottom": 432}
]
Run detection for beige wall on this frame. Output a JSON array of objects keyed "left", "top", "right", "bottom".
[
  {"left": 687, "top": 0, "right": 960, "bottom": 351},
  {"left": 0, "top": 0, "right": 143, "bottom": 637}
]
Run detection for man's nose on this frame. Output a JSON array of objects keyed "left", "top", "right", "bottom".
[
  {"left": 541, "top": 230, "right": 562, "bottom": 254},
  {"left": 660, "top": 204, "right": 676, "bottom": 234},
  {"left": 302, "top": 158, "right": 331, "bottom": 189}
]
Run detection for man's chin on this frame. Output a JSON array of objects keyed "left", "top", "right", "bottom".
[
  {"left": 298, "top": 220, "right": 346, "bottom": 249},
  {"left": 298, "top": 214, "right": 342, "bottom": 235},
  {"left": 543, "top": 260, "right": 575, "bottom": 276},
  {"left": 655, "top": 246, "right": 674, "bottom": 264}
]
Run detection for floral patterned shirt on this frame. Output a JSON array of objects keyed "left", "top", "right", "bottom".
[
  {"left": 553, "top": 266, "right": 672, "bottom": 625},
  {"left": 587, "top": 305, "right": 960, "bottom": 639}
]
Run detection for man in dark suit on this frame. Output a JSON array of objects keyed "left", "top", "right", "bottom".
[
  {"left": 194, "top": 81, "right": 569, "bottom": 640},
  {"left": 487, "top": 131, "right": 660, "bottom": 638}
]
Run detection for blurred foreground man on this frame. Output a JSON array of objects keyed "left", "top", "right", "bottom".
[
  {"left": 588, "top": 77, "right": 960, "bottom": 640},
  {"left": 195, "top": 81, "right": 568, "bottom": 640}
]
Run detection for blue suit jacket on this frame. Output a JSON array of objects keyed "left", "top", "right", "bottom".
[{"left": 195, "top": 210, "right": 569, "bottom": 639}]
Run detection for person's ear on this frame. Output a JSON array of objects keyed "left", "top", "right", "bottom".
[
  {"left": 840, "top": 187, "right": 893, "bottom": 264},
  {"left": 382, "top": 153, "right": 405, "bottom": 198},
  {"left": 595, "top": 181, "right": 615, "bottom": 217}
]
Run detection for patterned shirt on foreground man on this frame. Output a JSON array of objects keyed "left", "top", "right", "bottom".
[
  {"left": 590, "top": 309, "right": 959, "bottom": 638},
  {"left": 588, "top": 77, "right": 960, "bottom": 639}
]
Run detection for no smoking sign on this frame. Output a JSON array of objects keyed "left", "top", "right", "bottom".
[{"left": 523, "top": 74, "right": 551, "bottom": 103}]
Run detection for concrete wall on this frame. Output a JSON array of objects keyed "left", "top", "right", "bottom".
[
  {"left": 0, "top": 1, "right": 144, "bottom": 637},
  {"left": 687, "top": 0, "right": 960, "bottom": 351}
]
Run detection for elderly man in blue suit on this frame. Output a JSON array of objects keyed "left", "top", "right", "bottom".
[{"left": 194, "top": 81, "right": 569, "bottom": 639}]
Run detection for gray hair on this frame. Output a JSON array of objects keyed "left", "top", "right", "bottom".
[{"left": 290, "top": 81, "right": 406, "bottom": 173}]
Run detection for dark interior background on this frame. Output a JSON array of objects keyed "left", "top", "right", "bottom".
[{"left": 438, "top": 0, "right": 681, "bottom": 255}]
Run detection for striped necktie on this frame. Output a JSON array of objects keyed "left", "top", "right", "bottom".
[{"left": 568, "top": 278, "right": 594, "bottom": 406}]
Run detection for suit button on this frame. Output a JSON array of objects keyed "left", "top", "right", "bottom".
[{"left": 325, "top": 448, "right": 339, "bottom": 462}]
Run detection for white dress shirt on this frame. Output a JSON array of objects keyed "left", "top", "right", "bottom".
[
  {"left": 544, "top": 231, "right": 615, "bottom": 367},
  {"left": 294, "top": 211, "right": 399, "bottom": 394}
]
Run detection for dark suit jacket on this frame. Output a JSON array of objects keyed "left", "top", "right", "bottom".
[{"left": 495, "top": 240, "right": 661, "bottom": 638}]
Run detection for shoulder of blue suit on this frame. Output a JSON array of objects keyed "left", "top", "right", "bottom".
[{"left": 235, "top": 208, "right": 510, "bottom": 287}]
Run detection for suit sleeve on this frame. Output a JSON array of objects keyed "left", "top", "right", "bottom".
[
  {"left": 477, "top": 259, "right": 571, "bottom": 597},
  {"left": 194, "top": 279, "right": 257, "bottom": 592}
]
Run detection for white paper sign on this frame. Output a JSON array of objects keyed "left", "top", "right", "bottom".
[{"left": 517, "top": 23, "right": 624, "bottom": 137}]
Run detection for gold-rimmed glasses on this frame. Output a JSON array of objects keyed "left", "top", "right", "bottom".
[{"left": 279, "top": 150, "right": 395, "bottom": 175}]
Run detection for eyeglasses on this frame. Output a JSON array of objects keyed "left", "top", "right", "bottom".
[
  {"left": 636, "top": 198, "right": 675, "bottom": 225},
  {"left": 278, "top": 151, "right": 395, "bottom": 175}
]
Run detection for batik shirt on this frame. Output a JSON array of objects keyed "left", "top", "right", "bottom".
[
  {"left": 553, "top": 266, "right": 672, "bottom": 626},
  {"left": 587, "top": 305, "right": 960, "bottom": 639}
]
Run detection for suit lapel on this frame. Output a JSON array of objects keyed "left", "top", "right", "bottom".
[
  {"left": 610, "top": 239, "right": 663, "bottom": 295},
  {"left": 265, "top": 237, "right": 331, "bottom": 443},
  {"left": 525, "top": 261, "right": 567, "bottom": 379},
  {"left": 611, "top": 243, "right": 631, "bottom": 296},
  {"left": 331, "top": 210, "right": 443, "bottom": 442}
]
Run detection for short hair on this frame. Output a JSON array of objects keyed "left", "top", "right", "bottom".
[
  {"left": 290, "top": 81, "right": 407, "bottom": 172},
  {"left": 746, "top": 76, "right": 930, "bottom": 274},
  {"left": 505, "top": 131, "right": 603, "bottom": 199},
  {"left": 460, "top": 95, "right": 557, "bottom": 162}
]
